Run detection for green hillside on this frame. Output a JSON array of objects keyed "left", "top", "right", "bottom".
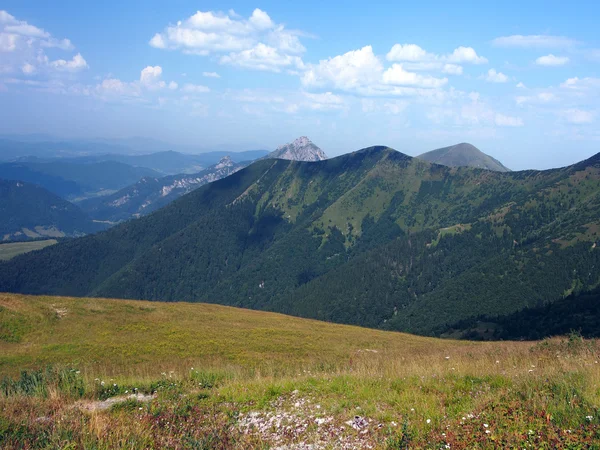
[
  {"left": 0, "top": 179, "right": 104, "bottom": 241},
  {"left": 1, "top": 147, "right": 599, "bottom": 336}
]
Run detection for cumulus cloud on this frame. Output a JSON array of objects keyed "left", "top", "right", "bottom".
[
  {"left": 495, "top": 113, "right": 524, "bottom": 127},
  {"left": 386, "top": 43, "right": 487, "bottom": 65},
  {"left": 492, "top": 35, "right": 578, "bottom": 48},
  {"left": 560, "top": 77, "right": 600, "bottom": 90},
  {"left": 485, "top": 69, "right": 508, "bottom": 83},
  {"left": 301, "top": 46, "right": 383, "bottom": 91},
  {"left": 535, "top": 54, "right": 569, "bottom": 66},
  {"left": 149, "top": 8, "right": 306, "bottom": 72},
  {"left": 50, "top": 53, "right": 88, "bottom": 72},
  {"left": 95, "top": 65, "right": 180, "bottom": 101},
  {"left": 300, "top": 45, "right": 454, "bottom": 99},
  {"left": 203, "top": 71, "right": 220, "bottom": 78},
  {"left": 220, "top": 43, "right": 304, "bottom": 72},
  {"left": 383, "top": 64, "right": 447, "bottom": 88},
  {"left": 516, "top": 82, "right": 526, "bottom": 88},
  {"left": 0, "top": 9, "right": 82, "bottom": 80}
]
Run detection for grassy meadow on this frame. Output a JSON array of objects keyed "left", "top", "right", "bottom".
[
  {"left": 0, "top": 239, "right": 58, "bottom": 261},
  {"left": 1, "top": 293, "right": 600, "bottom": 448}
]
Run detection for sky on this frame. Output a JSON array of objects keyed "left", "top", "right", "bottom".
[{"left": 0, "top": 0, "right": 599, "bottom": 170}]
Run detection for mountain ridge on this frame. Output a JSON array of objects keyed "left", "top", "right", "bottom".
[{"left": 1, "top": 146, "right": 599, "bottom": 337}]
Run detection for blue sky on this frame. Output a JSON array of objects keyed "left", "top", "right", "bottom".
[{"left": 0, "top": 1, "right": 599, "bottom": 169}]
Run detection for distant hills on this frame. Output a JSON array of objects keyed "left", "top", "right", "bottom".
[
  {"left": 0, "top": 161, "right": 161, "bottom": 199},
  {"left": 0, "top": 179, "right": 102, "bottom": 241},
  {"left": 418, "top": 143, "right": 511, "bottom": 172},
  {"left": 79, "top": 156, "right": 246, "bottom": 222},
  {"left": 2, "top": 146, "right": 599, "bottom": 338}
]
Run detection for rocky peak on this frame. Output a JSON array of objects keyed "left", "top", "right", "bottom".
[
  {"left": 268, "top": 137, "right": 327, "bottom": 162},
  {"left": 215, "top": 156, "right": 234, "bottom": 169}
]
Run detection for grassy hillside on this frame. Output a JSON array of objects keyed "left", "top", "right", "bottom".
[
  {"left": 1, "top": 293, "right": 600, "bottom": 449},
  {"left": 1, "top": 147, "right": 600, "bottom": 336}
]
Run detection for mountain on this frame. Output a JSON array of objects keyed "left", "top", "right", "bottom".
[
  {"left": 0, "top": 179, "right": 104, "bottom": 241},
  {"left": 418, "top": 143, "right": 511, "bottom": 172},
  {"left": 1, "top": 147, "right": 599, "bottom": 338},
  {"left": 265, "top": 136, "right": 327, "bottom": 161},
  {"left": 0, "top": 161, "right": 161, "bottom": 199},
  {"left": 78, "top": 156, "right": 246, "bottom": 222}
]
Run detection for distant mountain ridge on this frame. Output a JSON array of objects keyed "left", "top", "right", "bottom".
[
  {"left": 0, "top": 179, "right": 103, "bottom": 241},
  {"left": 265, "top": 137, "right": 327, "bottom": 162},
  {"left": 79, "top": 156, "right": 246, "bottom": 222},
  {"left": 418, "top": 143, "right": 510, "bottom": 172}
]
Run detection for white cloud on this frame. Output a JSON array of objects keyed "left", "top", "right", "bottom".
[
  {"left": 248, "top": 8, "right": 274, "bottom": 30},
  {"left": 302, "top": 46, "right": 383, "bottom": 91},
  {"left": 0, "top": 9, "right": 81, "bottom": 80},
  {"left": 383, "top": 64, "right": 447, "bottom": 88},
  {"left": 560, "top": 77, "right": 600, "bottom": 90},
  {"left": 181, "top": 83, "right": 210, "bottom": 93},
  {"left": 442, "top": 64, "right": 463, "bottom": 75},
  {"left": 516, "top": 82, "right": 526, "bottom": 88},
  {"left": 168, "top": 81, "right": 178, "bottom": 90},
  {"left": 4, "top": 23, "right": 48, "bottom": 38},
  {"left": 485, "top": 69, "right": 508, "bottom": 83},
  {"left": 203, "top": 71, "right": 220, "bottom": 78},
  {"left": 386, "top": 43, "right": 487, "bottom": 65},
  {"left": 563, "top": 109, "right": 594, "bottom": 124},
  {"left": 535, "top": 54, "right": 569, "bottom": 66},
  {"left": 495, "top": 113, "right": 524, "bottom": 127},
  {"left": 386, "top": 44, "right": 431, "bottom": 62},
  {"left": 220, "top": 43, "right": 304, "bottom": 72},
  {"left": 492, "top": 35, "right": 578, "bottom": 48},
  {"left": 50, "top": 53, "right": 88, "bottom": 72},
  {"left": 446, "top": 46, "right": 488, "bottom": 64},
  {"left": 149, "top": 8, "right": 306, "bottom": 72}
]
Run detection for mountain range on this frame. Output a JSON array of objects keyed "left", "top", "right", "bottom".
[
  {"left": 77, "top": 137, "right": 327, "bottom": 223},
  {"left": 1, "top": 145, "right": 598, "bottom": 337},
  {"left": 418, "top": 143, "right": 511, "bottom": 172}
]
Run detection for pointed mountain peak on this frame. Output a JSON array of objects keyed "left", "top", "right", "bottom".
[{"left": 268, "top": 136, "right": 327, "bottom": 162}]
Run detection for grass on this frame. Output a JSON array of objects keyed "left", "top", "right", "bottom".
[
  {"left": 1, "top": 293, "right": 600, "bottom": 448},
  {"left": 0, "top": 239, "right": 58, "bottom": 261}
]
